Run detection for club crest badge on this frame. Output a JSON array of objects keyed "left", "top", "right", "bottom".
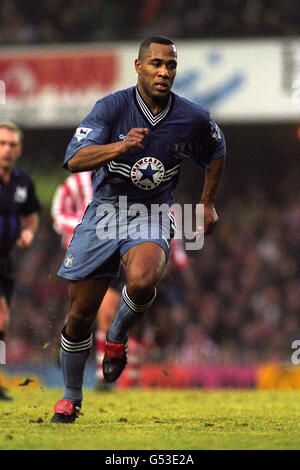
[
  {"left": 64, "top": 253, "right": 73, "bottom": 268},
  {"left": 210, "top": 119, "right": 221, "bottom": 141},
  {"left": 14, "top": 186, "right": 28, "bottom": 203},
  {"left": 131, "top": 157, "right": 165, "bottom": 190}
]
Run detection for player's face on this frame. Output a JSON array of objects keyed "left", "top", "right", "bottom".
[
  {"left": 135, "top": 43, "right": 177, "bottom": 101},
  {"left": 0, "top": 128, "right": 22, "bottom": 171}
]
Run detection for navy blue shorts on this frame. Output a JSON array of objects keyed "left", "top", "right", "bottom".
[{"left": 58, "top": 200, "right": 175, "bottom": 281}]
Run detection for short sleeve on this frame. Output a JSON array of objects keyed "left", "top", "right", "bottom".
[
  {"left": 63, "top": 99, "right": 112, "bottom": 168},
  {"left": 202, "top": 115, "right": 226, "bottom": 160},
  {"left": 21, "top": 180, "right": 41, "bottom": 216},
  {"left": 192, "top": 113, "right": 226, "bottom": 169},
  {"left": 173, "top": 109, "right": 226, "bottom": 170}
]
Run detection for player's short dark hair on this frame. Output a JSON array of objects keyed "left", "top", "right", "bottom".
[
  {"left": 138, "top": 36, "right": 176, "bottom": 61},
  {"left": 0, "top": 121, "right": 23, "bottom": 144}
]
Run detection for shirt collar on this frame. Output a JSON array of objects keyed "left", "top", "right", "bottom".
[{"left": 134, "top": 86, "right": 172, "bottom": 128}]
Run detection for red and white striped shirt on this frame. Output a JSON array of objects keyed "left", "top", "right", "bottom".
[{"left": 51, "top": 172, "right": 93, "bottom": 249}]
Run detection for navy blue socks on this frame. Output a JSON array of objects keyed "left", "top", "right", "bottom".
[
  {"left": 60, "top": 327, "right": 93, "bottom": 402},
  {"left": 107, "top": 285, "right": 157, "bottom": 343}
]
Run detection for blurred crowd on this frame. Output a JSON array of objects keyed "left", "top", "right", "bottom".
[
  {"left": 0, "top": 0, "right": 300, "bottom": 44},
  {"left": 6, "top": 173, "right": 300, "bottom": 367},
  {"left": 172, "top": 183, "right": 300, "bottom": 366}
]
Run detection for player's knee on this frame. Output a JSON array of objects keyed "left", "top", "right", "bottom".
[
  {"left": 126, "top": 270, "right": 157, "bottom": 303},
  {"left": 66, "top": 305, "right": 97, "bottom": 340}
]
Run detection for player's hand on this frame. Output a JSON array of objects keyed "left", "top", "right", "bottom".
[
  {"left": 202, "top": 203, "right": 218, "bottom": 234},
  {"left": 121, "top": 128, "right": 149, "bottom": 153},
  {"left": 16, "top": 229, "right": 34, "bottom": 248},
  {"left": 195, "top": 202, "right": 218, "bottom": 237}
]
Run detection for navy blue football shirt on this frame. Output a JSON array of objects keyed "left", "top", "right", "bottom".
[
  {"left": 64, "top": 86, "right": 226, "bottom": 207},
  {"left": 0, "top": 167, "right": 41, "bottom": 256}
]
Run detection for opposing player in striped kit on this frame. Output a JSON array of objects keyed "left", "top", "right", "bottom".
[
  {"left": 51, "top": 36, "right": 226, "bottom": 423},
  {"left": 51, "top": 172, "right": 93, "bottom": 251}
]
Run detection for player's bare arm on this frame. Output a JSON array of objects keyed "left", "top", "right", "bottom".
[
  {"left": 67, "top": 128, "right": 149, "bottom": 173},
  {"left": 199, "top": 156, "right": 226, "bottom": 234}
]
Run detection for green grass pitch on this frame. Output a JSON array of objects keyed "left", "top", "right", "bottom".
[{"left": 1, "top": 388, "right": 300, "bottom": 450}]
